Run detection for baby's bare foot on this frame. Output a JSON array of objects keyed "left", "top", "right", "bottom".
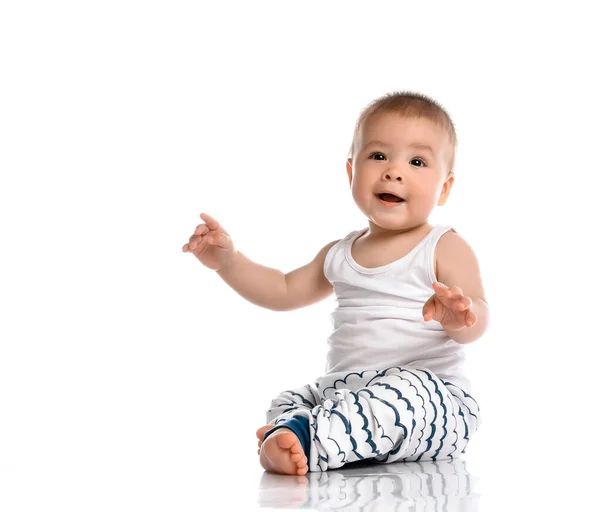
[
  {"left": 259, "top": 428, "right": 308, "bottom": 476},
  {"left": 256, "top": 424, "right": 275, "bottom": 454}
]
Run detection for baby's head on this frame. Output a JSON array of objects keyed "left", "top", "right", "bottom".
[{"left": 347, "top": 91, "right": 457, "bottom": 232}]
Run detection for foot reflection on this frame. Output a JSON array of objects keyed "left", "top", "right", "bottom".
[{"left": 258, "top": 458, "right": 480, "bottom": 511}]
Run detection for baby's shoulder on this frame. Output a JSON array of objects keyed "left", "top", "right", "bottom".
[
  {"left": 434, "top": 229, "right": 481, "bottom": 279},
  {"left": 435, "top": 229, "right": 476, "bottom": 259}
]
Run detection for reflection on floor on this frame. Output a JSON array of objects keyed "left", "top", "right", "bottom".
[{"left": 258, "top": 458, "right": 479, "bottom": 511}]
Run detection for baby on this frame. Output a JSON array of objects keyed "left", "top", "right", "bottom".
[{"left": 182, "top": 91, "right": 488, "bottom": 476}]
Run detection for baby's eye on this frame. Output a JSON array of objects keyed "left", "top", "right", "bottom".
[
  {"left": 369, "top": 152, "right": 386, "bottom": 161},
  {"left": 410, "top": 158, "right": 426, "bottom": 167}
]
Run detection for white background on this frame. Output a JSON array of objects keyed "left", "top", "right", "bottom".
[{"left": 1, "top": 1, "right": 599, "bottom": 510}]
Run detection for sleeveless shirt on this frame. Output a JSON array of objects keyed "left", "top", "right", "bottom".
[{"left": 322, "top": 225, "right": 471, "bottom": 392}]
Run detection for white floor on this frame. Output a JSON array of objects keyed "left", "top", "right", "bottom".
[
  {"left": 255, "top": 435, "right": 595, "bottom": 511},
  {"left": 0, "top": 427, "right": 593, "bottom": 511},
  {"left": 258, "top": 458, "right": 479, "bottom": 510}
]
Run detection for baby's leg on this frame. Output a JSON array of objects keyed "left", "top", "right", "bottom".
[
  {"left": 256, "top": 383, "right": 319, "bottom": 450},
  {"left": 300, "top": 367, "right": 481, "bottom": 472},
  {"left": 350, "top": 368, "right": 479, "bottom": 464}
]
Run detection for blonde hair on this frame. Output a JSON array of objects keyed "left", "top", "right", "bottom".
[{"left": 349, "top": 91, "right": 457, "bottom": 174}]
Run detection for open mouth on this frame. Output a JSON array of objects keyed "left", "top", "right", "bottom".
[{"left": 378, "top": 193, "right": 405, "bottom": 203}]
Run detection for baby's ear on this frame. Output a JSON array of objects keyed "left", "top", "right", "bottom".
[
  {"left": 346, "top": 158, "right": 353, "bottom": 186},
  {"left": 437, "top": 173, "right": 455, "bottom": 206}
]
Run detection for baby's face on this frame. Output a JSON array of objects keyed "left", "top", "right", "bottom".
[{"left": 347, "top": 113, "right": 454, "bottom": 232}]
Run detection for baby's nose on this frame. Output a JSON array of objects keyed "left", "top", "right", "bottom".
[{"left": 384, "top": 172, "right": 403, "bottom": 181}]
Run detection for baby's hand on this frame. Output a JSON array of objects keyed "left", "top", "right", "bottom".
[
  {"left": 182, "top": 213, "right": 237, "bottom": 271},
  {"left": 422, "top": 282, "right": 477, "bottom": 332}
]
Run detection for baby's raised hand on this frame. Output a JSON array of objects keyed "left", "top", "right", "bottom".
[
  {"left": 422, "top": 282, "right": 477, "bottom": 332},
  {"left": 182, "top": 213, "right": 237, "bottom": 271}
]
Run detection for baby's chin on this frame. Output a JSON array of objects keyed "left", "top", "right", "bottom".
[
  {"left": 365, "top": 213, "right": 431, "bottom": 233},
  {"left": 367, "top": 217, "right": 412, "bottom": 231}
]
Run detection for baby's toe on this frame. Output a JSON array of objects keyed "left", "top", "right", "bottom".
[{"left": 256, "top": 425, "right": 274, "bottom": 439}]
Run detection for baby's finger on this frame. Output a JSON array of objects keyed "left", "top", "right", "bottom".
[
  {"left": 189, "top": 234, "right": 209, "bottom": 251},
  {"left": 447, "top": 286, "right": 464, "bottom": 299},
  {"left": 423, "top": 305, "right": 433, "bottom": 321},
  {"left": 422, "top": 296, "right": 436, "bottom": 321},
  {"left": 465, "top": 310, "right": 477, "bottom": 327},
  {"left": 183, "top": 226, "right": 209, "bottom": 251},
  {"left": 433, "top": 281, "right": 451, "bottom": 298},
  {"left": 200, "top": 212, "right": 221, "bottom": 231},
  {"left": 456, "top": 296, "right": 472, "bottom": 311},
  {"left": 206, "top": 231, "right": 232, "bottom": 249},
  {"left": 188, "top": 233, "right": 201, "bottom": 248}
]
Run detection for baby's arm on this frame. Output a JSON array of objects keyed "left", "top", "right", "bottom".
[
  {"left": 433, "top": 231, "right": 489, "bottom": 344},
  {"left": 216, "top": 239, "right": 340, "bottom": 311}
]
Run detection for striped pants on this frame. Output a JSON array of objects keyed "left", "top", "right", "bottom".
[{"left": 265, "top": 367, "right": 481, "bottom": 473}]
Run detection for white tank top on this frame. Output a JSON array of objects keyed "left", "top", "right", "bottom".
[{"left": 323, "top": 225, "right": 471, "bottom": 392}]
